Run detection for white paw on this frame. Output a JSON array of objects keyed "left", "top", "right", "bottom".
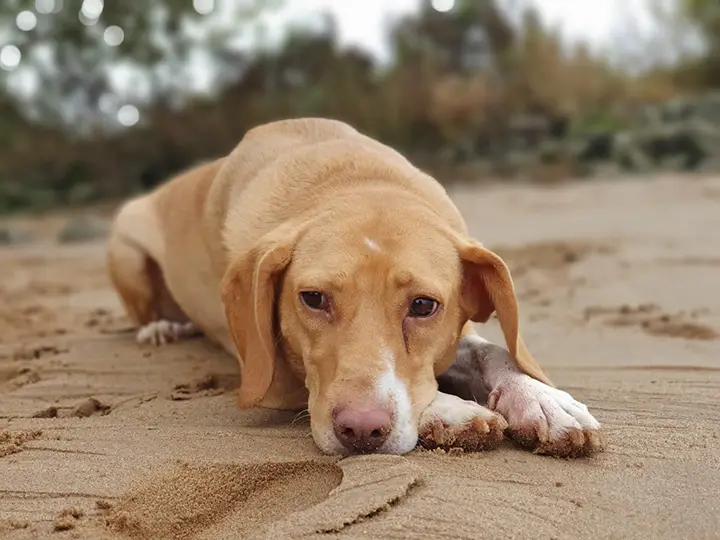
[
  {"left": 488, "top": 375, "right": 604, "bottom": 457},
  {"left": 418, "top": 392, "right": 508, "bottom": 452},
  {"left": 136, "top": 320, "right": 201, "bottom": 346}
]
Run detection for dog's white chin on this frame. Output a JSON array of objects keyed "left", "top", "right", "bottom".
[
  {"left": 313, "top": 433, "right": 346, "bottom": 456},
  {"left": 310, "top": 422, "right": 343, "bottom": 455},
  {"left": 378, "top": 426, "right": 419, "bottom": 455}
]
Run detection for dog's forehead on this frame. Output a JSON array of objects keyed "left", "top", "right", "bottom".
[{"left": 291, "top": 225, "right": 459, "bottom": 288}]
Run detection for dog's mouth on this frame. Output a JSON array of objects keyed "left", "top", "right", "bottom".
[{"left": 311, "top": 411, "right": 419, "bottom": 456}]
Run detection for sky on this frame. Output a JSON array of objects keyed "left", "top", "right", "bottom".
[{"left": 277, "top": 0, "right": 660, "bottom": 62}]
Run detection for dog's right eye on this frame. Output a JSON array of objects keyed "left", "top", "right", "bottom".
[
  {"left": 408, "top": 297, "right": 439, "bottom": 318},
  {"left": 300, "top": 291, "right": 329, "bottom": 312}
]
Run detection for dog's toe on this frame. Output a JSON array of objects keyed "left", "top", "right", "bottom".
[
  {"left": 136, "top": 320, "right": 201, "bottom": 346},
  {"left": 420, "top": 414, "right": 507, "bottom": 452},
  {"left": 418, "top": 392, "right": 508, "bottom": 452},
  {"left": 490, "top": 376, "right": 605, "bottom": 458},
  {"left": 531, "top": 427, "right": 605, "bottom": 458}
]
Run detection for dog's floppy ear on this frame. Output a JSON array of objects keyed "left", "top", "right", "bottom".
[
  {"left": 457, "top": 238, "right": 553, "bottom": 386},
  {"left": 220, "top": 223, "right": 299, "bottom": 408}
]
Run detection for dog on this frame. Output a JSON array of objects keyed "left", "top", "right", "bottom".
[{"left": 107, "top": 118, "right": 603, "bottom": 457}]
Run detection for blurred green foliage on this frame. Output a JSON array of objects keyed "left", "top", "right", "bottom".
[
  {"left": 0, "top": 0, "right": 718, "bottom": 213},
  {"left": 681, "top": 0, "right": 720, "bottom": 85}
]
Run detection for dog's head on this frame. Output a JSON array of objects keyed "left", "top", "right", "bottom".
[{"left": 221, "top": 192, "right": 531, "bottom": 455}]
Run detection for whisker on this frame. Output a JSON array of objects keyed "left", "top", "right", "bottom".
[{"left": 290, "top": 408, "right": 310, "bottom": 426}]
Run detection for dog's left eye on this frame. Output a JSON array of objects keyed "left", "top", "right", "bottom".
[
  {"left": 300, "top": 291, "right": 330, "bottom": 312},
  {"left": 408, "top": 297, "right": 439, "bottom": 318}
]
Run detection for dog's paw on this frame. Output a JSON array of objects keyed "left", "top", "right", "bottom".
[
  {"left": 488, "top": 375, "right": 604, "bottom": 458},
  {"left": 136, "top": 320, "right": 201, "bottom": 346},
  {"left": 418, "top": 392, "right": 508, "bottom": 452}
]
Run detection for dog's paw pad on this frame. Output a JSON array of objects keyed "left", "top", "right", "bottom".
[
  {"left": 490, "top": 376, "right": 604, "bottom": 458},
  {"left": 136, "top": 320, "right": 201, "bottom": 346}
]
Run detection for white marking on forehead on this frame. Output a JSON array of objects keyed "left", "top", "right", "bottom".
[{"left": 364, "top": 237, "right": 381, "bottom": 252}]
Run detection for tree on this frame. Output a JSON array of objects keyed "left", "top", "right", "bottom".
[
  {"left": 680, "top": 0, "right": 720, "bottom": 85},
  {"left": 0, "top": 0, "right": 280, "bottom": 131}
]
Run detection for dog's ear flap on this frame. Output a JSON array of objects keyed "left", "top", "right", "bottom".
[
  {"left": 457, "top": 239, "right": 553, "bottom": 386},
  {"left": 220, "top": 225, "right": 299, "bottom": 408}
]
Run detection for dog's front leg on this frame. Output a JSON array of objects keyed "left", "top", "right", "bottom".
[{"left": 438, "top": 335, "right": 604, "bottom": 458}]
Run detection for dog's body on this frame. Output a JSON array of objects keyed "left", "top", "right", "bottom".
[{"left": 108, "top": 118, "right": 602, "bottom": 456}]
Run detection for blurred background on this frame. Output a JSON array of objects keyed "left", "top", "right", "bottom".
[{"left": 1, "top": 0, "right": 720, "bottom": 216}]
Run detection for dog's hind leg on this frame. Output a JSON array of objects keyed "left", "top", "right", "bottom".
[
  {"left": 107, "top": 199, "right": 202, "bottom": 346},
  {"left": 134, "top": 319, "right": 202, "bottom": 346}
]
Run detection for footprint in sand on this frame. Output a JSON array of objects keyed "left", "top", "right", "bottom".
[
  {"left": 0, "top": 429, "right": 42, "bottom": 458},
  {"left": 98, "top": 455, "right": 419, "bottom": 540},
  {"left": 491, "top": 240, "right": 615, "bottom": 304},
  {"left": 583, "top": 303, "right": 718, "bottom": 341},
  {"left": 102, "top": 461, "right": 343, "bottom": 540},
  {"left": 169, "top": 373, "right": 241, "bottom": 401},
  {"left": 491, "top": 240, "right": 615, "bottom": 278},
  {"left": 0, "top": 366, "right": 41, "bottom": 391},
  {"left": 10, "top": 343, "right": 68, "bottom": 360},
  {"left": 32, "top": 397, "right": 112, "bottom": 419}
]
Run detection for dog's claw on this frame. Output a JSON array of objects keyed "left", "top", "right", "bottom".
[
  {"left": 490, "top": 377, "right": 605, "bottom": 458},
  {"left": 417, "top": 392, "right": 508, "bottom": 453},
  {"left": 419, "top": 413, "right": 508, "bottom": 452}
]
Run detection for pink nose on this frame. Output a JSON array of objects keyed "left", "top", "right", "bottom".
[{"left": 332, "top": 407, "right": 392, "bottom": 453}]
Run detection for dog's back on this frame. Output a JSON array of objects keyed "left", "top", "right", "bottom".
[{"left": 212, "top": 118, "right": 467, "bottom": 254}]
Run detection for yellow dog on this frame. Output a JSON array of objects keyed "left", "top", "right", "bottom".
[{"left": 107, "top": 118, "right": 603, "bottom": 457}]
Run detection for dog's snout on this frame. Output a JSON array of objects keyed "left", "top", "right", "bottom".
[{"left": 332, "top": 407, "right": 392, "bottom": 453}]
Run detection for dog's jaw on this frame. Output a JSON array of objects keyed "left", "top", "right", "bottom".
[{"left": 311, "top": 423, "right": 346, "bottom": 455}]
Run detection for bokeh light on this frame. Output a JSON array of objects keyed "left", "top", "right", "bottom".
[
  {"left": 431, "top": 0, "right": 455, "bottom": 13},
  {"left": 79, "top": 12, "right": 97, "bottom": 26},
  {"left": 81, "top": 0, "right": 104, "bottom": 19},
  {"left": 117, "top": 104, "right": 140, "bottom": 127},
  {"left": 193, "top": 0, "right": 214, "bottom": 15},
  {"left": 0, "top": 45, "right": 22, "bottom": 71},
  {"left": 104, "top": 26, "right": 124, "bottom": 47},
  {"left": 16, "top": 11, "right": 38, "bottom": 32},
  {"left": 98, "top": 93, "right": 118, "bottom": 114},
  {"left": 35, "top": 0, "right": 60, "bottom": 14}
]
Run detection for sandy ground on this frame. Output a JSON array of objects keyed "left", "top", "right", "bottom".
[{"left": 1, "top": 174, "right": 719, "bottom": 540}]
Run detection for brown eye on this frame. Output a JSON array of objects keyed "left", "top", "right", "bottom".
[
  {"left": 408, "top": 297, "right": 439, "bottom": 318},
  {"left": 300, "top": 291, "right": 329, "bottom": 312}
]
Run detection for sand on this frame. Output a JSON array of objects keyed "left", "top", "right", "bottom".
[{"left": 1, "top": 174, "right": 719, "bottom": 539}]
